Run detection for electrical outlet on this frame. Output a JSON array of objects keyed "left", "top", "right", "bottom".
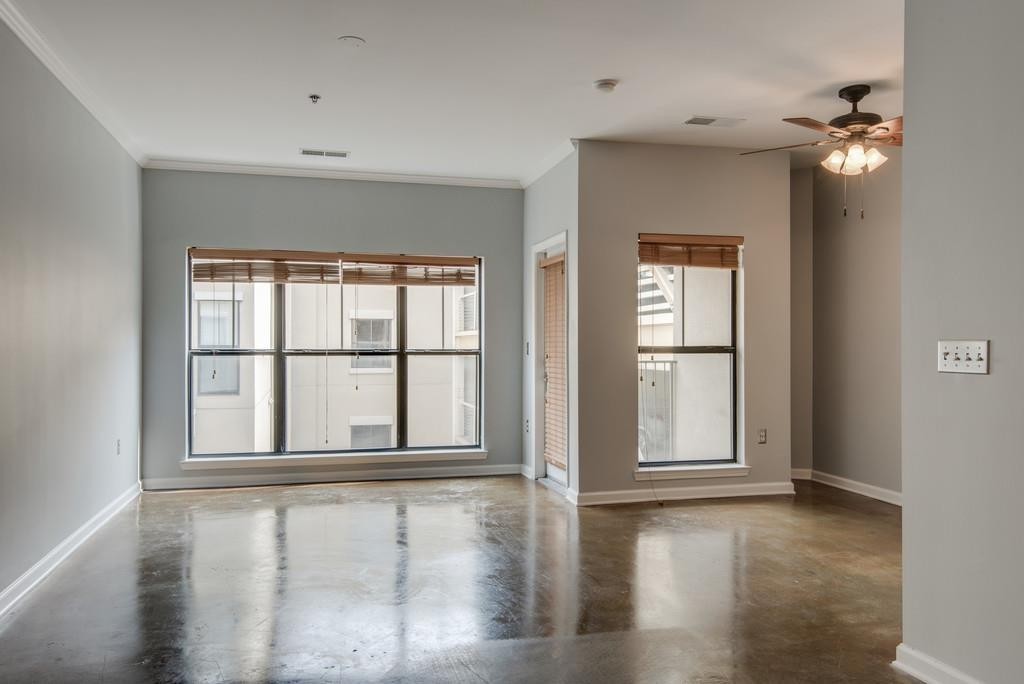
[
  {"left": 758, "top": 429, "right": 767, "bottom": 444},
  {"left": 525, "top": 419, "right": 530, "bottom": 433},
  {"left": 938, "top": 340, "right": 989, "bottom": 374}
]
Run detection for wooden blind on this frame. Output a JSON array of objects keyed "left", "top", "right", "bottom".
[
  {"left": 542, "top": 255, "right": 568, "bottom": 470},
  {"left": 638, "top": 233, "right": 743, "bottom": 270},
  {"left": 189, "top": 247, "right": 478, "bottom": 286}
]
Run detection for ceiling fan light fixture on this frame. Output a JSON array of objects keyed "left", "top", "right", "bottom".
[
  {"left": 865, "top": 147, "right": 888, "bottom": 172},
  {"left": 821, "top": 149, "right": 846, "bottom": 173},
  {"left": 845, "top": 143, "right": 867, "bottom": 170},
  {"left": 840, "top": 163, "right": 863, "bottom": 176}
]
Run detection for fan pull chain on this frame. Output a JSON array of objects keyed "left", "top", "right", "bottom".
[
  {"left": 860, "top": 172, "right": 865, "bottom": 219},
  {"left": 843, "top": 172, "right": 848, "bottom": 217}
]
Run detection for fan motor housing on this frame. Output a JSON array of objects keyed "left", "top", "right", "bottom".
[{"left": 829, "top": 110, "right": 884, "bottom": 130}]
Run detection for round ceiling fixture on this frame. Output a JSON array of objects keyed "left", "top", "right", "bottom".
[
  {"left": 593, "top": 78, "right": 619, "bottom": 93},
  {"left": 337, "top": 35, "right": 367, "bottom": 49}
]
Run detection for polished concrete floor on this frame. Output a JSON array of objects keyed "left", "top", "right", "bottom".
[{"left": 0, "top": 478, "right": 915, "bottom": 683}]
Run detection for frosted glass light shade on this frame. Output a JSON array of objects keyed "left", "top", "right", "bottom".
[
  {"left": 821, "top": 149, "right": 846, "bottom": 173},
  {"left": 865, "top": 147, "right": 888, "bottom": 172},
  {"left": 845, "top": 143, "right": 867, "bottom": 170}
]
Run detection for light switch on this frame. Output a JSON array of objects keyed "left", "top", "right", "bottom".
[{"left": 937, "top": 340, "right": 989, "bottom": 374}]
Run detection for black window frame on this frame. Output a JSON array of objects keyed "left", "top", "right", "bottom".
[
  {"left": 187, "top": 258, "right": 483, "bottom": 458},
  {"left": 637, "top": 265, "right": 737, "bottom": 467}
]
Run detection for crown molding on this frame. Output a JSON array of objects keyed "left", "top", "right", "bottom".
[
  {"left": 0, "top": 0, "right": 145, "bottom": 164},
  {"left": 144, "top": 157, "right": 523, "bottom": 189},
  {"left": 521, "top": 139, "right": 578, "bottom": 188}
]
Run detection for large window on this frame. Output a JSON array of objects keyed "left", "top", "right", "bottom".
[
  {"left": 188, "top": 248, "right": 481, "bottom": 457},
  {"left": 637, "top": 234, "right": 741, "bottom": 465}
]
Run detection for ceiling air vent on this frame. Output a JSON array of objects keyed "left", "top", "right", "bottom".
[
  {"left": 300, "top": 148, "right": 350, "bottom": 158},
  {"left": 684, "top": 116, "right": 746, "bottom": 128}
]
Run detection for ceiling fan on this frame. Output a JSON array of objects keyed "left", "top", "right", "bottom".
[
  {"left": 743, "top": 84, "right": 902, "bottom": 217},
  {"left": 741, "top": 81, "right": 901, "bottom": 171}
]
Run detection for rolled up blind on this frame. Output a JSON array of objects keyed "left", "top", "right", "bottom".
[
  {"left": 638, "top": 233, "right": 743, "bottom": 270},
  {"left": 189, "top": 248, "right": 478, "bottom": 286}
]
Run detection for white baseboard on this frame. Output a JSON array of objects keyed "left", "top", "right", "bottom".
[
  {"left": 791, "top": 468, "right": 813, "bottom": 480},
  {"left": 811, "top": 470, "right": 902, "bottom": 506},
  {"left": 520, "top": 464, "right": 536, "bottom": 479},
  {"left": 573, "top": 481, "right": 794, "bottom": 506},
  {"left": 0, "top": 482, "right": 140, "bottom": 619},
  {"left": 143, "top": 463, "right": 521, "bottom": 490},
  {"left": 893, "top": 643, "right": 984, "bottom": 684}
]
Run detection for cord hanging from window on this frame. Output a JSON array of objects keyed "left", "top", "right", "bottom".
[
  {"left": 353, "top": 280, "right": 360, "bottom": 391},
  {"left": 323, "top": 278, "right": 329, "bottom": 444}
]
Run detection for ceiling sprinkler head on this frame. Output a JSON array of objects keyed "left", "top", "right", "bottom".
[
  {"left": 593, "top": 78, "right": 619, "bottom": 93},
  {"left": 308, "top": 94, "right": 321, "bottom": 104}
]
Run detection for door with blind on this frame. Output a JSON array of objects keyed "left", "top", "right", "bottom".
[{"left": 541, "top": 254, "right": 568, "bottom": 482}]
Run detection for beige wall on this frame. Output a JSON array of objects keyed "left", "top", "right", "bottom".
[
  {"left": 812, "top": 153, "right": 901, "bottom": 492},
  {"left": 900, "top": 2, "right": 1024, "bottom": 680},
  {"left": 790, "top": 169, "right": 814, "bottom": 472},
  {"left": 576, "top": 141, "right": 791, "bottom": 494}
]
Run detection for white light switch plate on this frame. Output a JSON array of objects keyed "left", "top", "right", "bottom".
[{"left": 938, "top": 340, "right": 989, "bottom": 374}]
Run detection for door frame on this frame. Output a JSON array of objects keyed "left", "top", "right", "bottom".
[{"left": 526, "top": 231, "right": 569, "bottom": 486}]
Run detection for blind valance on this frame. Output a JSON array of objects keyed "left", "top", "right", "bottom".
[
  {"left": 189, "top": 248, "right": 479, "bottom": 286},
  {"left": 638, "top": 233, "right": 743, "bottom": 270}
]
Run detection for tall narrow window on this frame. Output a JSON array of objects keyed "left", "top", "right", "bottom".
[
  {"left": 188, "top": 248, "right": 481, "bottom": 457},
  {"left": 637, "top": 234, "right": 741, "bottom": 465}
]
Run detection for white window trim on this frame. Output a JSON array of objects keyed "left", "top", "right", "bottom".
[
  {"left": 633, "top": 463, "right": 751, "bottom": 481},
  {"left": 193, "top": 290, "right": 244, "bottom": 301},
  {"left": 181, "top": 448, "right": 488, "bottom": 470},
  {"left": 349, "top": 309, "right": 394, "bottom": 320},
  {"left": 349, "top": 415, "right": 393, "bottom": 426}
]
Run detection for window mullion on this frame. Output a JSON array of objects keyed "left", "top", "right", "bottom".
[
  {"left": 397, "top": 286, "right": 408, "bottom": 448},
  {"left": 274, "top": 283, "right": 287, "bottom": 454}
]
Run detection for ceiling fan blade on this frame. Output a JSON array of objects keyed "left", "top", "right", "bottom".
[
  {"left": 739, "top": 139, "right": 839, "bottom": 156},
  {"left": 875, "top": 132, "right": 903, "bottom": 147},
  {"left": 783, "top": 117, "right": 849, "bottom": 137},
  {"left": 867, "top": 115, "right": 903, "bottom": 136}
]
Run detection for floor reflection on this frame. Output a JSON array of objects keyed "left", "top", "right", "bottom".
[{"left": 0, "top": 478, "right": 910, "bottom": 683}]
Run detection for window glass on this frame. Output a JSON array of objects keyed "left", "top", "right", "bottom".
[
  {"left": 286, "top": 356, "right": 397, "bottom": 452},
  {"left": 191, "top": 355, "right": 274, "bottom": 454},
  {"left": 638, "top": 353, "right": 732, "bottom": 463},
  {"left": 189, "top": 252, "right": 481, "bottom": 456},
  {"left": 285, "top": 284, "right": 397, "bottom": 350},
  {"left": 352, "top": 318, "right": 393, "bottom": 370},
  {"left": 637, "top": 250, "right": 736, "bottom": 464},
  {"left": 191, "top": 283, "right": 273, "bottom": 350},
  {"left": 406, "top": 285, "right": 479, "bottom": 350},
  {"left": 407, "top": 355, "right": 478, "bottom": 447}
]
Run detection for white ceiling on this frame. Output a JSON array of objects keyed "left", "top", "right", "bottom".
[{"left": 9, "top": 0, "right": 904, "bottom": 185}]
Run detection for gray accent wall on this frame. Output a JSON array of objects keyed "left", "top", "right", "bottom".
[
  {"left": 0, "top": 23, "right": 141, "bottom": 591},
  {"left": 790, "top": 169, "right": 813, "bottom": 473},
  {"left": 902, "top": 1, "right": 1023, "bottom": 680},
  {"left": 576, "top": 141, "right": 791, "bottom": 494},
  {"left": 141, "top": 169, "right": 523, "bottom": 486},
  {"left": 812, "top": 154, "right": 901, "bottom": 493}
]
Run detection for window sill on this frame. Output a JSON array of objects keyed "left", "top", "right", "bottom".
[
  {"left": 633, "top": 463, "right": 750, "bottom": 481},
  {"left": 182, "top": 448, "right": 487, "bottom": 470}
]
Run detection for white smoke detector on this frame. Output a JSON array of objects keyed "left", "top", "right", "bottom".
[{"left": 593, "top": 79, "right": 619, "bottom": 93}]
